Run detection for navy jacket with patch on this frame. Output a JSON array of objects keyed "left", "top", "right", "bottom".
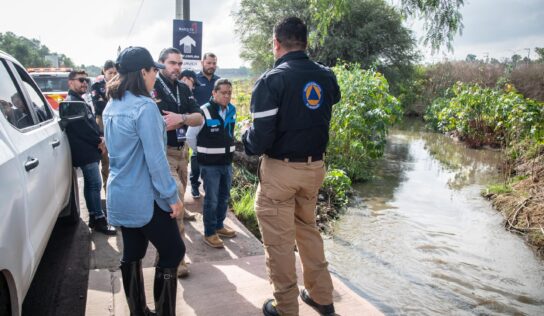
[{"left": 242, "top": 51, "right": 341, "bottom": 158}]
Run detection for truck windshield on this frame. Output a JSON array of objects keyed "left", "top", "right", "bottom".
[{"left": 32, "top": 76, "right": 69, "bottom": 93}]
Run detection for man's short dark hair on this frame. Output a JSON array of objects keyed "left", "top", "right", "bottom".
[
  {"left": 213, "top": 78, "right": 232, "bottom": 92},
  {"left": 274, "top": 17, "right": 307, "bottom": 50},
  {"left": 103, "top": 60, "right": 115, "bottom": 70},
  {"left": 203, "top": 52, "right": 216, "bottom": 60},
  {"left": 180, "top": 69, "right": 197, "bottom": 83},
  {"left": 158, "top": 47, "right": 182, "bottom": 62},
  {"left": 68, "top": 70, "right": 87, "bottom": 80}
]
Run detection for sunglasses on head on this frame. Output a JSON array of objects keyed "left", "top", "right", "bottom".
[{"left": 72, "top": 77, "right": 90, "bottom": 84}]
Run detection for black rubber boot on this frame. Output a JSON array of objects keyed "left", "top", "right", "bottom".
[
  {"left": 153, "top": 267, "right": 178, "bottom": 316},
  {"left": 120, "top": 261, "right": 156, "bottom": 316}
]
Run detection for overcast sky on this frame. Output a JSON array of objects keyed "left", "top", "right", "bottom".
[{"left": 0, "top": 0, "right": 542, "bottom": 68}]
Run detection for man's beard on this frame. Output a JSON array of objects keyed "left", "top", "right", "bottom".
[
  {"left": 204, "top": 67, "right": 215, "bottom": 76},
  {"left": 161, "top": 69, "right": 179, "bottom": 82}
]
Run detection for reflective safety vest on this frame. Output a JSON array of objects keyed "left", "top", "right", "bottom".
[{"left": 196, "top": 101, "right": 236, "bottom": 165}]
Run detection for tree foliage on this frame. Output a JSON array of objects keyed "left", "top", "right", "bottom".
[
  {"left": 308, "top": 0, "right": 464, "bottom": 52},
  {"left": 234, "top": 0, "right": 418, "bottom": 96},
  {"left": 310, "top": 0, "right": 419, "bottom": 94},
  {"left": 0, "top": 31, "right": 75, "bottom": 68},
  {"left": 234, "top": 0, "right": 311, "bottom": 71},
  {"left": 308, "top": 0, "right": 349, "bottom": 45},
  {"left": 536, "top": 47, "right": 544, "bottom": 63},
  {"left": 400, "top": 0, "right": 464, "bottom": 52}
]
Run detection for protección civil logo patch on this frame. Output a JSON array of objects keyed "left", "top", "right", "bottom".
[{"left": 302, "top": 81, "right": 323, "bottom": 110}]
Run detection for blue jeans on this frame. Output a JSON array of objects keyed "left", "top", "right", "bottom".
[
  {"left": 200, "top": 164, "right": 232, "bottom": 237},
  {"left": 189, "top": 153, "right": 200, "bottom": 195},
  {"left": 80, "top": 162, "right": 105, "bottom": 219}
]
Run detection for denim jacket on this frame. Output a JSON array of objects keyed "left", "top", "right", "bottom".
[{"left": 103, "top": 92, "right": 179, "bottom": 227}]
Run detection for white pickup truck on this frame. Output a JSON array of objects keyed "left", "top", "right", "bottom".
[{"left": 0, "top": 50, "right": 82, "bottom": 316}]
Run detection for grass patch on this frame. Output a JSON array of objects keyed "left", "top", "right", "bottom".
[
  {"left": 482, "top": 183, "right": 512, "bottom": 196},
  {"left": 231, "top": 190, "right": 260, "bottom": 239},
  {"left": 230, "top": 164, "right": 260, "bottom": 239}
]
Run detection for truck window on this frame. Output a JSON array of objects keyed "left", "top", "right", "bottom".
[
  {"left": 0, "top": 61, "right": 36, "bottom": 129},
  {"left": 14, "top": 64, "right": 54, "bottom": 122}
]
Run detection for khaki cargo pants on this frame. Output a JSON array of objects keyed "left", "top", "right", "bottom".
[
  {"left": 255, "top": 156, "right": 334, "bottom": 316},
  {"left": 96, "top": 115, "right": 109, "bottom": 193},
  {"left": 166, "top": 144, "right": 189, "bottom": 233}
]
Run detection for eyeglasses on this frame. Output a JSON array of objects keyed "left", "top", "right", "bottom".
[{"left": 71, "top": 77, "right": 90, "bottom": 84}]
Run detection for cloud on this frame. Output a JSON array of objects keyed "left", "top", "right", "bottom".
[
  {"left": 7, "top": 0, "right": 539, "bottom": 67},
  {"left": 456, "top": 0, "right": 544, "bottom": 45},
  {"left": 408, "top": 0, "right": 544, "bottom": 62}
]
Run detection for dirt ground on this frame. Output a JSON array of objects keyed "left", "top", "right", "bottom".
[{"left": 487, "top": 153, "right": 544, "bottom": 256}]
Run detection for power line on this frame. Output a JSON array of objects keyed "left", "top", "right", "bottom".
[{"left": 126, "top": 0, "right": 146, "bottom": 43}]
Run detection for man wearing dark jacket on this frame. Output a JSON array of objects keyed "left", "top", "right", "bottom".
[
  {"left": 153, "top": 48, "right": 204, "bottom": 278},
  {"left": 242, "top": 17, "right": 340, "bottom": 316},
  {"left": 190, "top": 53, "right": 220, "bottom": 199},
  {"left": 187, "top": 79, "right": 237, "bottom": 249},
  {"left": 65, "top": 70, "right": 116, "bottom": 235}
]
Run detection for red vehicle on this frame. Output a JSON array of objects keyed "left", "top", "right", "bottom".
[{"left": 28, "top": 68, "right": 72, "bottom": 109}]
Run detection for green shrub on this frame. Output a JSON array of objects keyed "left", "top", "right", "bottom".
[
  {"left": 322, "top": 169, "right": 351, "bottom": 207},
  {"left": 328, "top": 63, "right": 402, "bottom": 181},
  {"left": 424, "top": 82, "right": 544, "bottom": 148},
  {"left": 424, "top": 97, "right": 450, "bottom": 131}
]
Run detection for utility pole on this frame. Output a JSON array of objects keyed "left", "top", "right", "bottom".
[{"left": 176, "top": 0, "right": 190, "bottom": 20}]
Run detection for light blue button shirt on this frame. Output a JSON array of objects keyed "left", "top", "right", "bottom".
[{"left": 103, "top": 92, "right": 179, "bottom": 227}]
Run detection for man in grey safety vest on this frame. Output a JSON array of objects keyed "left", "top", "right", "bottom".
[{"left": 187, "top": 78, "right": 238, "bottom": 248}]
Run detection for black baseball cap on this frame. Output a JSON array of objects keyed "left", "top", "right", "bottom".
[
  {"left": 116, "top": 46, "right": 165, "bottom": 74},
  {"left": 180, "top": 69, "right": 198, "bottom": 83}
]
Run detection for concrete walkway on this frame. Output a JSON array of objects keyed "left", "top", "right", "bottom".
[{"left": 83, "top": 179, "right": 383, "bottom": 316}]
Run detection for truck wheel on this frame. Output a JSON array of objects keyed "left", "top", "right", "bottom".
[
  {"left": 60, "top": 170, "right": 80, "bottom": 225},
  {"left": 0, "top": 276, "right": 12, "bottom": 316}
]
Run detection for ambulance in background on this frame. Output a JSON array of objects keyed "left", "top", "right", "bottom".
[{"left": 27, "top": 68, "right": 71, "bottom": 110}]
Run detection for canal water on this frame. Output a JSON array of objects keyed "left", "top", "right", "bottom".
[{"left": 324, "top": 120, "right": 544, "bottom": 315}]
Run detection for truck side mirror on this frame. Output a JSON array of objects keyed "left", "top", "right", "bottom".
[{"left": 58, "top": 101, "right": 88, "bottom": 130}]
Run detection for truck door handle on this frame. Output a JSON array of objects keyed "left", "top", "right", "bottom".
[
  {"left": 51, "top": 139, "right": 61, "bottom": 148},
  {"left": 25, "top": 157, "right": 39, "bottom": 171}
]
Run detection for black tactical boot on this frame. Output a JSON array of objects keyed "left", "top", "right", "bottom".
[
  {"left": 88, "top": 216, "right": 96, "bottom": 229},
  {"left": 262, "top": 298, "right": 281, "bottom": 316},
  {"left": 300, "top": 288, "right": 335, "bottom": 316}
]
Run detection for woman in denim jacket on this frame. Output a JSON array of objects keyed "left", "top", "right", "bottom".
[{"left": 103, "top": 47, "right": 184, "bottom": 316}]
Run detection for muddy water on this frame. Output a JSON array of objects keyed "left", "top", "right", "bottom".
[{"left": 324, "top": 121, "right": 544, "bottom": 315}]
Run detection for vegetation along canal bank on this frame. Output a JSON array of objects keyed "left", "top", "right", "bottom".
[
  {"left": 230, "top": 55, "right": 544, "bottom": 260},
  {"left": 229, "top": 62, "right": 402, "bottom": 238},
  {"left": 227, "top": 1, "right": 544, "bottom": 258},
  {"left": 422, "top": 61, "right": 544, "bottom": 255}
]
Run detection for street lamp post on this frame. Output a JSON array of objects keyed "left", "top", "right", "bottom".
[{"left": 176, "top": 0, "right": 190, "bottom": 20}]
